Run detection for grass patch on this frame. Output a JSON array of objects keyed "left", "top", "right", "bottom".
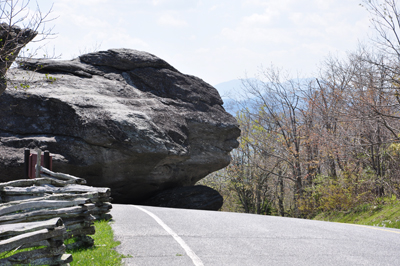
[
  {"left": 313, "top": 196, "right": 400, "bottom": 229},
  {"left": 68, "top": 220, "right": 127, "bottom": 266}
]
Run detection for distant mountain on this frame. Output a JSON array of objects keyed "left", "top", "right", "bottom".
[
  {"left": 214, "top": 78, "right": 264, "bottom": 115},
  {"left": 213, "top": 77, "right": 315, "bottom": 116},
  {"left": 214, "top": 78, "right": 263, "bottom": 100},
  {"left": 214, "top": 79, "right": 244, "bottom": 99},
  {"left": 214, "top": 77, "right": 314, "bottom": 98},
  {"left": 214, "top": 79, "right": 249, "bottom": 115}
]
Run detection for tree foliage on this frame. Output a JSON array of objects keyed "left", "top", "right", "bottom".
[{"left": 200, "top": 0, "right": 400, "bottom": 218}]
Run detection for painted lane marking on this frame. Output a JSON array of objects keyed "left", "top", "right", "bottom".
[
  {"left": 134, "top": 205, "right": 204, "bottom": 266},
  {"left": 352, "top": 224, "right": 400, "bottom": 234}
]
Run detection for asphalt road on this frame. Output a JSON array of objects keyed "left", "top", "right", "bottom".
[{"left": 110, "top": 204, "right": 400, "bottom": 266}]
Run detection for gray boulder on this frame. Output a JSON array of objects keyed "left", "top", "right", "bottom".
[{"left": 0, "top": 48, "right": 240, "bottom": 204}]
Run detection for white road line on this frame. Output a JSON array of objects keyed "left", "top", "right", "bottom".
[{"left": 134, "top": 205, "right": 204, "bottom": 266}]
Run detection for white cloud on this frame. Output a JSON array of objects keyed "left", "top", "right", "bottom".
[
  {"left": 242, "top": 0, "right": 296, "bottom": 10},
  {"left": 152, "top": 0, "right": 165, "bottom": 6},
  {"left": 313, "top": 0, "right": 336, "bottom": 10},
  {"left": 290, "top": 12, "right": 329, "bottom": 27},
  {"left": 209, "top": 5, "right": 220, "bottom": 11},
  {"left": 242, "top": 9, "right": 279, "bottom": 26},
  {"left": 296, "top": 27, "right": 324, "bottom": 38},
  {"left": 242, "top": 0, "right": 269, "bottom": 7},
  {"left": 151, "top": 0, "right": 200, "bottom": 9},
  {"left": 57, "top": 0, "right": 109, "bottom": 6},
  {"left": 221, "top": 26, "right": 294, "bottom": 44},
  {"left": 22, "top": 0, "right": 373, "bottom": 85},
  {"left": 104, "top": 37, "right": 149, "bottom": 51},
  {"left": 157, "top": 14, "right": 188, "bottom": 27},
  {"left": 195, "top": 48, "right": 210, "bottom": 54},
  {"left": 69, "top": 14, "right": 110, "bottom": 28}
]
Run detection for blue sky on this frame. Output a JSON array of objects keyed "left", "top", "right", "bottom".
[{"left": 24, "top": 0, "right": 372, "bottom": 86}]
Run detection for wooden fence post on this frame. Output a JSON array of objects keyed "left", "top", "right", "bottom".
[
  {"left": 24, "top": 149, "right": 30, "bottom": 179},
  {"left": 36, "top": 150, "right": 42, "bottom": 179},
  {"left": 44, "top": 150, "right": 50, "bottom": 169}
]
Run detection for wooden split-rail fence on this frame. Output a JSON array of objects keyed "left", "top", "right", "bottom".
[{"left": 0, "top": 150, "right": 113, "bottom": 265}]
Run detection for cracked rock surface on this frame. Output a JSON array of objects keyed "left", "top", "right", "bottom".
[{"left": 0, "top": 48, "right": 240, "bottom": 204}]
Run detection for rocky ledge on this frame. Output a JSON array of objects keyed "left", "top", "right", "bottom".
[{"left": 0, "top": 48, "right": 240, "bottom": 207}]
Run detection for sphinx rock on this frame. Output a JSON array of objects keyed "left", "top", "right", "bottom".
[{"left": 0, "top": 48, "right": 240, "bottom": 204}]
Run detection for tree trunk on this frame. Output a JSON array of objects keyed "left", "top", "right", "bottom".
[{"left": 278, "top": 171, "right": 284, "bottom": 217}]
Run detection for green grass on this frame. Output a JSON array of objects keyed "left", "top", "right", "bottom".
[
  {"left": 313, "top": 196, "right": 400, "bottom": 229},
  {"left": 67, "top": 220, "right": 127, "bottom": 266}
]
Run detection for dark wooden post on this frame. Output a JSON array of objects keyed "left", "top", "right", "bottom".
[
  {"left": 24, "top": 149, "right": 30, "bottom": 179},
  {"left": 44, "top": 150, "right": 50, "bottom": 169}
]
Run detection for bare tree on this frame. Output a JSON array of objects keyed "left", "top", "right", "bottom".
[
  {"left": 0, "top": 0, "right": 55, "bottom": 96},
  {"left": 227, "top": 111, "right": 279, "bottom": 215},
  {"left": 239, "top": 67, "right": 311, "bottom": 217},
  {"left": 362, "top": 0, "right": 400, "bottom": 58},
  {"left": 360, "top": 0, "right": 400, "bottom": 123},
  {"left": 200, "top": 0, "right": 400, "bottom": 217}
]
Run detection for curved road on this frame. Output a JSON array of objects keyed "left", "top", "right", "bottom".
[{"left": 110, "top": 204, "right": 400, "bottom": 266}]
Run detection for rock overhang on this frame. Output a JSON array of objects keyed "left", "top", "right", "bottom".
[{"left": 0, "top": 48, "right": 240, "bottom": 204}]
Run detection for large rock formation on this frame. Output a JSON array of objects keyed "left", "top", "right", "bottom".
[{"left": 0, "top": 49, "right": 240, "bottom": 204}]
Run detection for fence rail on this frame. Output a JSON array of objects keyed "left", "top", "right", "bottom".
[
  {"left": 0, "top": 153, "right": 113, "bottom": 265},
  {"left": 0, "top": 217, "right": 72, "bottom": 265}
]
